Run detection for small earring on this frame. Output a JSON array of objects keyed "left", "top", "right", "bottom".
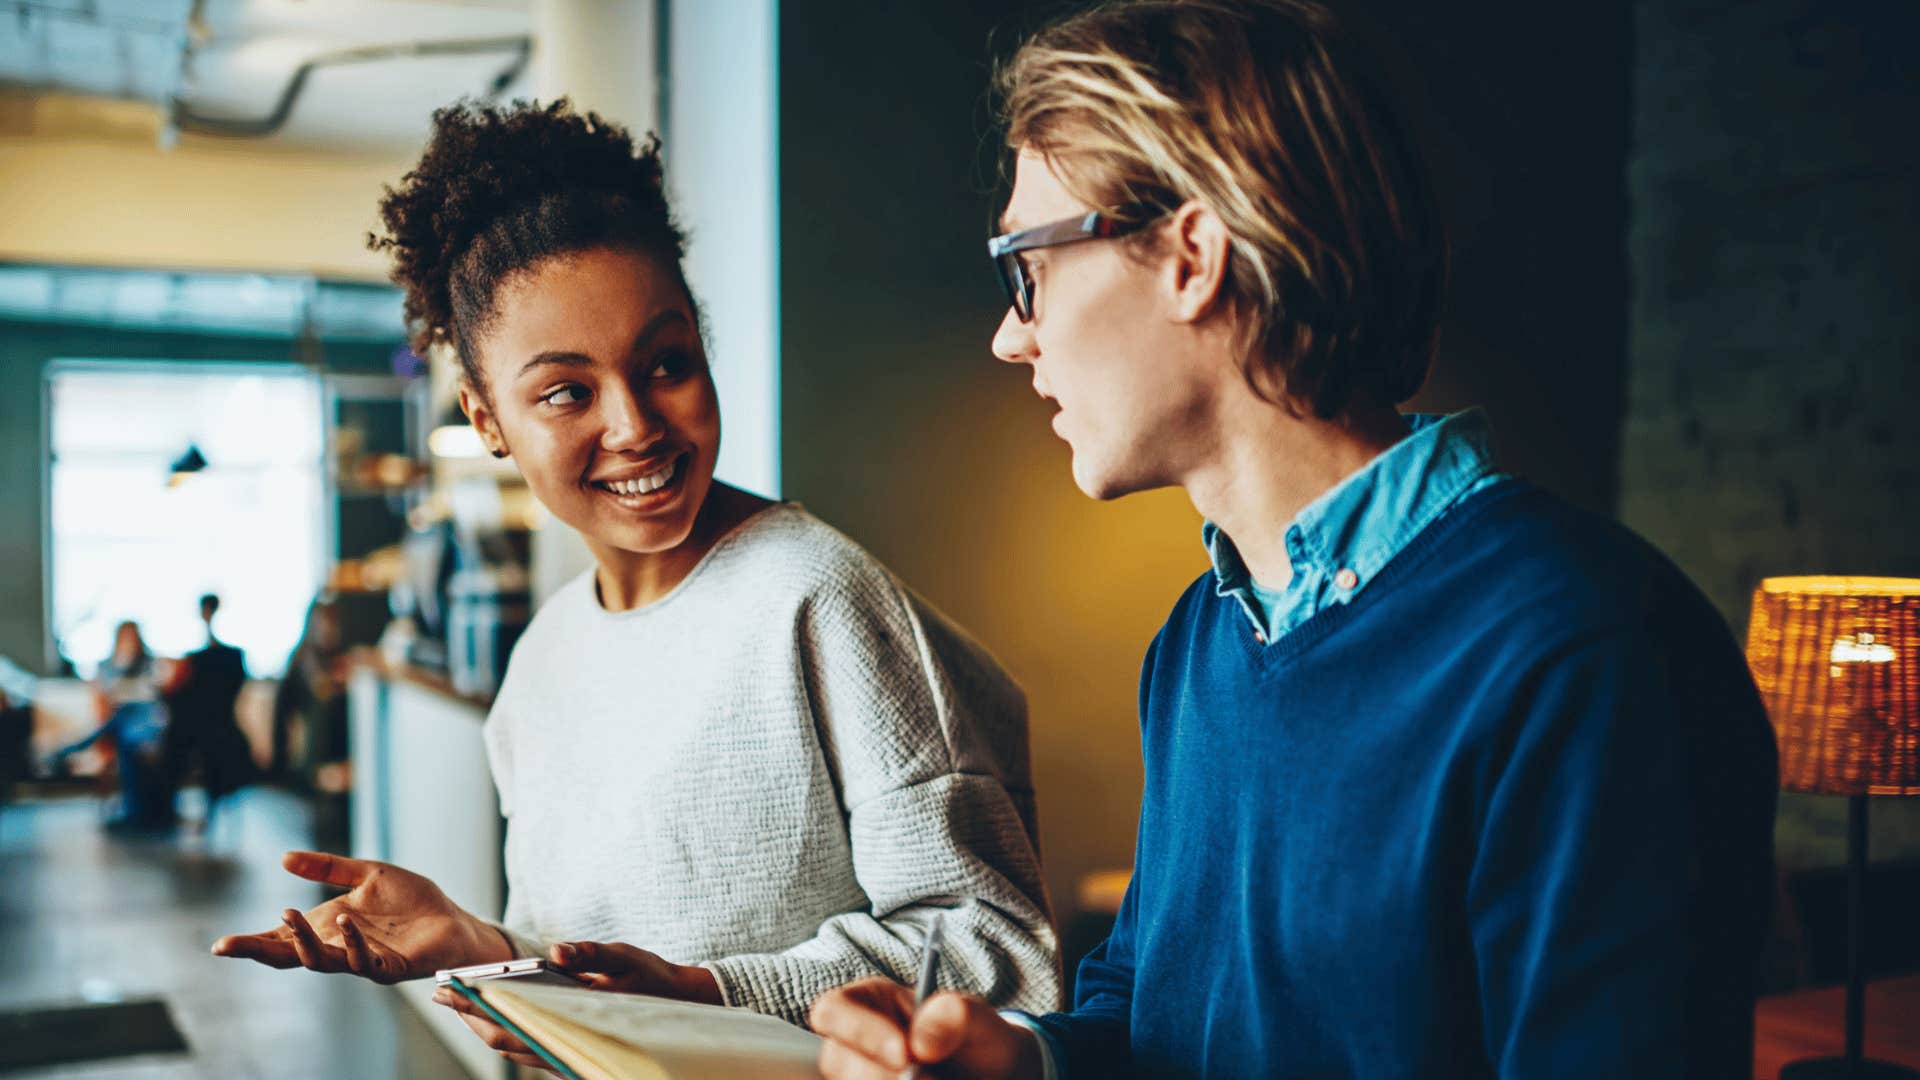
[{"left": 490, "top": 448, "right": 507, "bottom": 459}]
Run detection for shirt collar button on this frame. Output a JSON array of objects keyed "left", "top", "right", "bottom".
[{"left": 1335, "top": 568, "right": 1359, "bottom": 590}]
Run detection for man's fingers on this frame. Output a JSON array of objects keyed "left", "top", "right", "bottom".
[
  {"left": 281, "top": 908, "right": 344, "bottom": 973},
  {"left": 908, "top": 991, "right": 999, "bottom": 1065},
  {"left": 211, "top": 930, "right": 300, "bottom": 968},
  {"left": 281, "top": 850, "right": 376, "bottom": 889},
  {"left": 818, "top": 1038, "right": 909, "bottom": 1080},
  {"left": 807, "top": 978, "right": 916, "bottom": 1071}
]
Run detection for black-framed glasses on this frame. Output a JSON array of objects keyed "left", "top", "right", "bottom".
[{"left": 987, "top": 206, "right": 1162, "bottom": 322}]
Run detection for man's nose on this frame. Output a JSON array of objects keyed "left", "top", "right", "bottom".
[{"left": 990, "top": 306, "right": 1037, "bottom": 366}]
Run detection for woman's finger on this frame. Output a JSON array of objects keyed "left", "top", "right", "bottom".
[
  {"left": 211, "top": 929, "right": 300, "bottom": 968},
  {"left": 336, "top": 913, "right": 382, "bottom": 979},
  {"left": 549, "top": 940, "right": 642, "bottom": 975},
  {"left": 455, "top": 1010, "right": 532, "bottom": 1056},
  {"left": 281, "top": 850, "right": 378, "bottom": 889},
  {"left": 281, "top": 908, "right": 343, "bottom": 973},
  {"left": 432, "top": 987, "right": 485, "bottom": 1019}
]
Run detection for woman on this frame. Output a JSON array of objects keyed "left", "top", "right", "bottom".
[
  {"left": 268, "top": 598, "right": 347, "bottom": 786},
  {"left": 212, "top": 100, "right": 1060, "bottom": 1062},
  {"left": 54, "top": 621, "right": 175, "bottom": 830}
]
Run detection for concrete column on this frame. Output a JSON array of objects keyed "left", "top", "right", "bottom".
[
  {"left": 532, "top": 0, "right": 658, "bottom": 131},
  {"left": 526, "top": 0, "right": 662, "bottom": 605}
]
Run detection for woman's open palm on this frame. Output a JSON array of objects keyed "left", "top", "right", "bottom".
[{"left": 212, "top": 851, "right": 511, "bottom": 984}]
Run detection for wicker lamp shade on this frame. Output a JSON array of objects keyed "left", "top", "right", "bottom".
[{"left": 1746, "top": 576, "right": 1920, "bottom": 796}]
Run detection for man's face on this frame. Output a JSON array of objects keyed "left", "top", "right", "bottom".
[{"left": 990, "top": 148, "right": 1219, "bottom": 500}]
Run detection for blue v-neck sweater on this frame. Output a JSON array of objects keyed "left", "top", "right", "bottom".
[{"left": 1027, "top": 480, "right": 1777, "bottom": 1077}]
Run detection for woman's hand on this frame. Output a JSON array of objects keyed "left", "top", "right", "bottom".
[
  {"left": 809, "top": 978, "right": 1045, "bottom": 1080},
  {"left": 430, "top": 940, "right": 723, "bottom": 1071},
  {"left": 211, "top": 851, "right": 511, "bottom": 983},
  {"left": 547, "top": 940, "right": 723, "bottom": 1001}
]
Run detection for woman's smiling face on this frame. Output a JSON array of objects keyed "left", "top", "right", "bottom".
[{"left": 461, "top": 246, "right": 721, "bottom": 562}]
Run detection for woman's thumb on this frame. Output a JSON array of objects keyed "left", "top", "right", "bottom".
[{"left": 551, "top": 940, "right": 638, "bottom": 974}]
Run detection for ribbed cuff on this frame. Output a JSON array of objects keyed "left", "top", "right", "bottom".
[{"left": 701, "top": 955, "right": 852, "bottom": 1029}]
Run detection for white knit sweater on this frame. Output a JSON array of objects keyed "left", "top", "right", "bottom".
[{"left": 483, "top": 504, "right": 1061, "bottom": 1025}]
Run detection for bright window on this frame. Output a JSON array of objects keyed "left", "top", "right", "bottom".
[{"left": 47, "top": 362, "right": 326, "bottom": 677}]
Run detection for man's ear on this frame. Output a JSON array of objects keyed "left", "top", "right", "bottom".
[
  {"left": 458, "top": 381, "right": 509, "bottom": 459},
  {"left": 1163, "top": 200, "right": 1233, "bottom": 324}
]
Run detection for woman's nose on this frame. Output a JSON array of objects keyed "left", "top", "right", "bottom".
[
  {"left": 599, "top": 384, "right": 663, "bottom": 452},
  {"left": 990, "top": 306, "right": 1037, "bottom": 366}
]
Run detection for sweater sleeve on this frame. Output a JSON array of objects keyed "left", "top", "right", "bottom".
[
  {"left": 700, "top": 561, "right": 1062, "bottom": 1027},
  {"left": 1467, "top": 627, "right": 1770, "bottom": 1078}
]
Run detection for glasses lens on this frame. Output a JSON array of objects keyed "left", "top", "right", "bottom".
[{"left": 995, "top": 252, "right": 1032, "bottom": 321}]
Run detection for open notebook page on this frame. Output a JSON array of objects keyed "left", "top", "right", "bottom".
[{"left": 482, "top": 981, "right": 821, "bottom": 1080}]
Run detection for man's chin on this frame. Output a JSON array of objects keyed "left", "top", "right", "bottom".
[{"left": 1071, "top": 455, "right": 1153, "bottom": 502}]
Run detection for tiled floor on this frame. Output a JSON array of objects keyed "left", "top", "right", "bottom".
[{"left": 0, "top": 789, "right": 469, "bottom": 1079}]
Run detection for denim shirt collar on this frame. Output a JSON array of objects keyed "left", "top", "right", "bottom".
[{"left": 1203, "top": 409, "right": 1502, "bottom": 643}]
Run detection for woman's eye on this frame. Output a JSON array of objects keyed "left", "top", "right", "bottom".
[
  {"left": 541, "top": 385, "right": 588, "bottom": 406},
  {"left": 652, "top": 350, "right": 693, "bottom": 379}
]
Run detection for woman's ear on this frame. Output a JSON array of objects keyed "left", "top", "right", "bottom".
[
  {"left": 1163, "top": 200, "right": 1233, "bottom": 325},
  {"left": 458, "top": 382, "right": 510, "bottom": 460}
]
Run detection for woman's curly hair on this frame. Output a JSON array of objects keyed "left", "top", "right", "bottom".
[{"left": 370, "top": 98, "right": 688, "bottom": 395}]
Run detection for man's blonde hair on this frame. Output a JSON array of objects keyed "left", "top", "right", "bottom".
[{"left": 997, "top": 0, "right": 1446, "bottom": 419}]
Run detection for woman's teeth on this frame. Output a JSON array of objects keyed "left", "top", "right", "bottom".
[{"left": 601, "top": 459, "right": 678, "bottom": 496}]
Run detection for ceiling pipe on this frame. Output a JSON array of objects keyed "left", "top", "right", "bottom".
[{"left": 170, "top": 34, "right": 532, "bottom": 139}]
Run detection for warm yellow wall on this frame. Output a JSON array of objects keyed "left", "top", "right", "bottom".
[
  {"left": 780, "top": 304, "right": 1210, "bottom": 923},
  {"left": 0, "top": 93, "right": 410, "bottom": 281},
  {"left": 847, "top": 380, "right": 1209, "bottom": 924}
]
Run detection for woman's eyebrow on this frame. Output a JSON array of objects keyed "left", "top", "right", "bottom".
[
  {"left": 517, "top": 350, "right": 592, "bottom": 378},
  {"left": 516, "top": 310, "right": 691, "bottom": 379}
]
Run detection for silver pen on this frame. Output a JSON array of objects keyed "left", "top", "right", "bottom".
[{"left": 904, "top": 912, "right": 947, "bottom": 1080}]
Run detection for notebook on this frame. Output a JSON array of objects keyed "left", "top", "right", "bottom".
[{"left": 447, "top": 977, "right": 823, "bottom": 1080}]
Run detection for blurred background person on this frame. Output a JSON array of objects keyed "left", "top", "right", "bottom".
[
  {"left": 163, "top": 594, "right": 258, "bottom": 835},
  {"left": 270, "top": 597, "right": 348, "bottom": 788},
  {"left": 0, "top": 668, "right": 33, "bottom": 819},
  {"left": 48, "top": 620, "right": 177, "bottom": 832}
]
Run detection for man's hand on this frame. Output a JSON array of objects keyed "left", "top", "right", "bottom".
[
  {"left": 809, "top": 978, "right": 1045, "bottom": 1080},
  {"left": 211, "top": 851, "right": 510, "bottom": 983},
  {"left": 431, "top": 940, "right": 724, "bottom": 1071}
]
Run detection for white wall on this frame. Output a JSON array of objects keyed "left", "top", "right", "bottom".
[
  {"left": 667, "top": 0, "right": 781, "bottom": 499},
  {"left": 525, "top": 0, "right": 783, "bottom": 605}
]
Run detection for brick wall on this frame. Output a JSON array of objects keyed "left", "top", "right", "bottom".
[{"left": 1625, "top": 0, "right": 1920, "bottom": 864}]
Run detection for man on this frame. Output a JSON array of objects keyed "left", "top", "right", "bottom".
[
  {"left": 810, "top": 1, "right": 1777, "bottom": 1076},
  {"left": 165, "top": 594, "right": 255, "bottom": 825}
]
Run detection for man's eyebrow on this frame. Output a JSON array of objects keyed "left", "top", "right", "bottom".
[{"left": 514, "top": 310, "right": 691, "bottom": 379}]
